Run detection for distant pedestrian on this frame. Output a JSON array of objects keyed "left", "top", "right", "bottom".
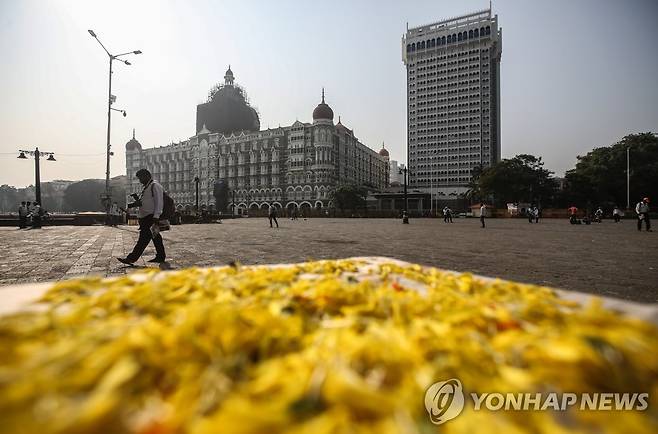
[
  {"left": 533, "top": 206, "right": 540, "bottom": 223},
  {"left": 528, "top": 206, "right": 535, "bottom": 223},
  {"left": 268, "top": 205, "right": 279, "bottom": 228},
  {"left": 594, "top": 207, "right": 603, "bottom": 223},
  {"left": 117, "top": 169, "right": 167, "bottom": 264},
  {"left": 568, "top": 205, "right": 578, "bottom": 224},
  {"left": 612, "top": 205, "right": 622, "bottom": 223},
  {"left": 18, "top": 201, "right": 27, "bottom": 229},
  {"left": 443, "top": 206, "right": 453, "bottom": 223},
  {"left": 635, "top": 197, "right": 651, "bottom": 232},
  {"left": 480, "top": 203, "right": 486, "bottom": 228},
  {"left": 110, "top": 202, "right": 121, "bottom": 227},
  {"left": 31, "top": 203, "right": 42, "bottom": 229}
]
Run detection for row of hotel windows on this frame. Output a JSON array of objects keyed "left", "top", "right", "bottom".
[
  {"left": 413, "top": 177, "right": 473, "bottom": 183},
  {"left": 411, "top": 65, "right": 489, "bottom": 82},
  {"left": 410, "top": 106, "right": 489, "bottom": 119},
  {"left": 413, "top": 94, "right": 488, "bottom": 107},
  {"left": 411, "top": 79, "right": 485, "bottom": 96},
  {"left": 415, "top": 145, "right": 484, "bottom": 153},
  {"left": 412, "top": 59, "right": 490, "bottom": 76},
  {"left": 411, "top": 137, "right": 491, "bottom": 145},
  {"left": 409, "top": 59, "right": 489, "bottom": 77},
  {"left": 409, "top": 49, "right": 490, "bottom": 68},
  {"left": 407, "top": 25, "right": 492, "bottom": 52},
  {"left": 412, "top": 70, "right": 486, "bottom": 85},
  {"left": 413, "top": 52, "right": 490, "bottom": 70},
  {"left": 412, "top": 119, "right": 491, "bottom": 128}
]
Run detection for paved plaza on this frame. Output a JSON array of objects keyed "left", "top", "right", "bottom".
[{"left": 0, "top": 217, "right": 656, "bottom": 303}]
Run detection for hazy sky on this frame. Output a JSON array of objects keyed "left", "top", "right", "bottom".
[{"left": 1, "top": 0, "right": 656, "bottom": 187}]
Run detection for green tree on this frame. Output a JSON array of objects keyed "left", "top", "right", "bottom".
[
  {"left": 563, "top": 133, "right": 658, "bottom": 208},
  {"left": 0, "top": 185, "right": 20, "bottom": 213},
  {"left": 329, "top": 184, "right": 367, "bottom": 215},
  {"left": 464, "top": 165, "right": 484, "bottom": 203},
  {"left": 63, "top": 180, "right": 106, "bottom": 212},
  {"left": 479, "top": 154, "right": 558, "bottom": 207}
]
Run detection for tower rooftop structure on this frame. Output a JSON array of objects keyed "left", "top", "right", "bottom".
[{"left": 196, "top": 66, "right": 260, "bottom": 135}]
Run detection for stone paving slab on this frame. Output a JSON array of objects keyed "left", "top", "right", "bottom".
[{"left": 0, "top": 217, "right": 656, "bottom": 302}]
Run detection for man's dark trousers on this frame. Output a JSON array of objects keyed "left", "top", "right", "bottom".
[
  {"left": 127, "top": 214, "right": 165, "bottom": 262},
  {"left": 637, "top": 213, "right": 651, "bottom": 231}
]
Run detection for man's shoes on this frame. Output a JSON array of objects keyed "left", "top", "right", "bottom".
[
  {"left": 147, "top": 257, "right": 166, "bottom": 263},
  {"left": 117, "top": 257, "right": 135, "bottom": 265}
]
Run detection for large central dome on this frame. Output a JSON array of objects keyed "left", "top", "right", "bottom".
[{"left": 195, "top": 67, "right": 260, "bottom": 135}]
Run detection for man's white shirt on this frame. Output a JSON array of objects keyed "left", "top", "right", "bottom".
[{"left": 139, "top": 180, "right": 164, "bottom": 219}]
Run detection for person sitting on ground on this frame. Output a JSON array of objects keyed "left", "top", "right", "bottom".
[{"left": 594, "top": 207, "right": 604, "bottom": 223}]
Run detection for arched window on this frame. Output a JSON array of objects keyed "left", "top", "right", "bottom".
[
  {"left": 421, "top": 40, "right": 425, "bottom": 49},
  {"left": 486, "top": 26, "right": 491, "bottom": 35},
  {"left": 474, "top": 28, "right": 479, "bottom": 37},
  {"left": 480, "top": 27, "right": 485, "bottom": 36},
  {"left": 463, "top": 31, "right": 467, "bottom": 40},
  {"left": 426, "top": 39, "right": 430, "bottom": 48},
  {"left": 441, "top": 36, "right": 446, "bottom": 45},
  {"left": 447, "top": 35, "right": 451, "bottom": 43},
  {"left": 411, "top": 42, "right": 415, "bottom": 51},
  {"left": 431, "top": 38, "right": 435, "bottom": 47},
  {"left": 469, "top": 29, "right": 473, "bottom": 39},
  {"left": 407, "top": 44, "right": 411, "bottom": 52},
  {"left": 458, "top": 33, "right": 462, "bottom": 41}
]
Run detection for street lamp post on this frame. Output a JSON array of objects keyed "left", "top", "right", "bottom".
[
  {"left": 626, "top": 146, "right": 630, "bottom": 210},
  {"left": 18, "top": 148, "right": 56, "bottom": 205},
  {"left": 194, "top": 176, "right": 200, "bottom": 213},
  {"left": 88, "top": 29, "right": 141, "bottom": 224},
  {"left": 399, "top": 166, "right": 411, "bottom": 221}
]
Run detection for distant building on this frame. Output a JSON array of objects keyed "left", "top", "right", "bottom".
[
  {"left": 126, "top": 67, "right": 389, "bottom": 213},
  {"left": 402, "top": 8, "right": 502, "bottom": 197},
  {"left": 389, "top": 160, "right": 406, "bottom": 185}
]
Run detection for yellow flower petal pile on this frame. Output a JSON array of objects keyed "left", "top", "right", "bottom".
[{"left": 0, "top": 259, "right": 657, "bottom": 434}]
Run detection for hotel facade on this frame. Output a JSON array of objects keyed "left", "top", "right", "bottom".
[
  {"left": 402, "top": 8, "right": 502, "bottom": 196},
  {"left": 125, "top": 67, "right": 389, "bottom": 213}
]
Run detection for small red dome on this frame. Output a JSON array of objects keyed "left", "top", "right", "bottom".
[{"left": 379, "top": 147, "right": 389, "bottom": 157}]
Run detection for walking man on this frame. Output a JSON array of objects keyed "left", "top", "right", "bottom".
[
  {"left": 635, "top": 197, "right": 651, "bottom": 232},
  {"left": 18, "top": 201, "right": 27, "bottom": 229},
  {"left": 480, "top": 203, "right": 486, "bottom": 228},
  {"left": 612, "top": 205, "right": 622, "bottom": 223},
  {"left": 268, "top": 204, "right": 279, "bottom": 228},
  {"left": 443, "top": 206, "right": 453, "bottom": 223},
  {"left": 117, "top": 169, "right": 167, "bottom": 264},
  {"left": 568, "top": 205, "right": 578, "bottom": 224}
]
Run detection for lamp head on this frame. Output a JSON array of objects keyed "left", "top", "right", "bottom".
[
  {"left": 88, "top": 29, "right": 97, "bottom": 38},
  {"left": 46, "top": 154, "right": 56, "bottom": 161},
  {"left": 124, "top": 60, "right": 131, "bottom": 65},
  {"left": 133, "top": 50, "right": 142, "bottom": 54},
  {"left": 18, "top": 152, "right": 27, "bottom": 159}
]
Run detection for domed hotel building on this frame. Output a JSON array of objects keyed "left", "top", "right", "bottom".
[{"left": 125, "top": 67, "right": 389, "bottom": 213}]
